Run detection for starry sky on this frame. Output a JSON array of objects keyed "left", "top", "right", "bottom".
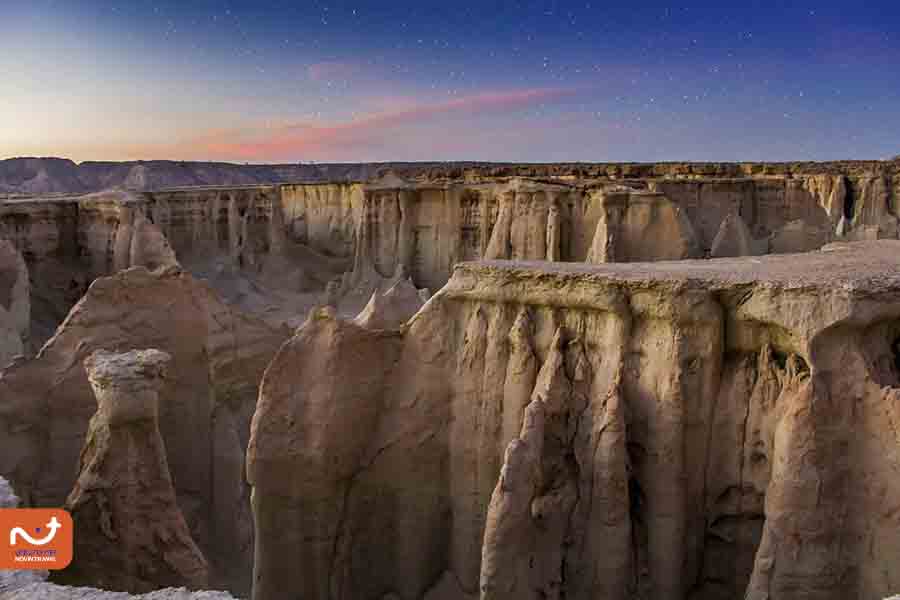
[{"left": 2, "top": 1, "right": 899, "bottom": 163}]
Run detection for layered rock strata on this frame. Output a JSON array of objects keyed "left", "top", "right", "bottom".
[
  {"left": 248, "top": 240, "right": 900, "bottom": 600},
  {"left": 58, "top": 350, "right": 207, "bottom": 592},
  {"left": 4, "top": 169, "right": 898, "bottom": 347}
]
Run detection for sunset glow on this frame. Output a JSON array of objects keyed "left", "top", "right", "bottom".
[{"left": 2, "top": 1, "right": 899, "bottom": 162}]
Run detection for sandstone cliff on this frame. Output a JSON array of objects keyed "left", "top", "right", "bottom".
[
  {"left": 4, "top": 166, "right": 899, "bottom": 350},
  {"left": 248, "top": 240, "right": 900, "bottom": 600},
  {"left": 0, "top": 188, "right": 348, "bottom": 348}
]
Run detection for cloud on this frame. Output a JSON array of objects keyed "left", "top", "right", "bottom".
[
  {"left": 307, "top": 61, "right": 360, "bottom": 81},
  {"left": 194, "top": 87, "right": 579, "bottom": 161}
]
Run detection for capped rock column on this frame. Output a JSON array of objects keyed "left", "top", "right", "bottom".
[{"left": 57, "top": 349, "right": 208, "bottom": 593}]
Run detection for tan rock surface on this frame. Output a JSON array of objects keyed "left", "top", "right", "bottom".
[
  {"left": 354, "top": 277, "right": 426, "bottom": 330},
  {"left": 5, "top": 164, "right": 900, "bottom": 348},
  {"left": 710, "top": 212, "right": 766, "bottom": 257},
  {"left": 56, "top": 350, "right": 207, "bottom": 593},
  {"left": 248, "top": 240, "right": 900, "bottom": 600},
  {"left": 247, "top": 307, "right": 404, "bottom": 600},
  {"left": 586, "top": 189, "right": 701, "bottom": 262},
  {"left": 4, "top": 168, "right": 889, "bottom": 317}
]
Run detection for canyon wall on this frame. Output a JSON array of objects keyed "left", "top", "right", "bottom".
[
  {"left": 283, "top": 171, "right": 898, "bottom": 284},
  {"left": 248, "top": 240, "right": 900, "bottom": 600},
  {"left": 5, "top": 170, "right": 895, "bottom": 332},
  {"left": 0, "top": 187, "right": 348, "bottom": 347}
]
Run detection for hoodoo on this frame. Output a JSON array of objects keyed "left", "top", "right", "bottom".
[{"left": 58, "top": 349, "right": 208, "bottom": 593}]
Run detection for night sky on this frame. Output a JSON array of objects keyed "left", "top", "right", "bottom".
[{"left": 2, "top": 1, "right": 899, "bottom": 163}]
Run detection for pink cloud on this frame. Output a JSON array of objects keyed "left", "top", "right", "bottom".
[
  {"left": 307, "top": 61, "right": 360, "bottom": 81},
  {"left": 195, "top": 87, "right": 578, "bottom": 161}
]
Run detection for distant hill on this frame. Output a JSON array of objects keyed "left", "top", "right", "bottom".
[
  {"left": 2, "top": 156, "right": 897, "bottom": 197},
  {"left": 0, "top": 158, "right": 372, "bottom": 195},
  {"left": 0, "top": 157, "right": 499, "bottom": 196}
]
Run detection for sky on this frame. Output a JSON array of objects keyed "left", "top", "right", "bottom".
[{"left": 1, "top": 1, "right": 899, "bottom": 163}]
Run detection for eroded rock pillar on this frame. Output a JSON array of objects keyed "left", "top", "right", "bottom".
[{"left": 58, "top": 349, "right": 208, "bottom": 593}]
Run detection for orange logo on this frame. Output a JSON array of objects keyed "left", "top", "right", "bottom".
[{"left": 0, "top": 509, "right": 73, "bottom": 570}]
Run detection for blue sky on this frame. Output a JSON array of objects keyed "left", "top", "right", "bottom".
[{"left": 2, "top": 1, "right": 899, "bottom": 162}]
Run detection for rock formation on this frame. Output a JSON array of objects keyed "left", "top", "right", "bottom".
[
  {"left": 0, "top": 266, "right": 286, "bottom": 596},
  {"left": 710, "top": 212, "right": 766, "bottom": 258},
  {"left": 354, "top": 277, "right": 426, "bottom": 330},
  {"left": 585, "top": 189, "right": 701, "bottom": 262},
  {"left": 248, "top": 240, "right": 900, "bottom": 600},
  {"left": 0, "top": 240, "right": 29, "bottom": 364},
  {"left": 3, "top": 157, "right": 898, "bottom": 197},
  {"left": 247, "top": 307, "right": 404, "bottom": 600},
  {"left": 6, "top": 161, "right": 900, "bottom": 600},
  {"left": 5, "top": 162, "right": 900, "bottom": 347},
  {"left": 57, "top": 350, "right": 207, "bottom": 593}
]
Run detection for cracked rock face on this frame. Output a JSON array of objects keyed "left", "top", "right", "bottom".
[
  {"left": 248, "top": 240, "right": 900, "bottom": 600},
  {"left": 247, "top": 307, "right": 405, "bottom": 600},
  {"left": 55, "top": 349, "right": 207, "bottom": 593}
]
